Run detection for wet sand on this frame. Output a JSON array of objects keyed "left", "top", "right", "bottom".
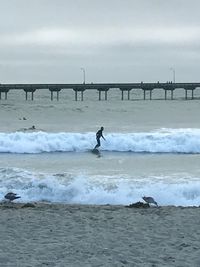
[{"left": 0, "top": 203, "right": 200, "bottom": 267}]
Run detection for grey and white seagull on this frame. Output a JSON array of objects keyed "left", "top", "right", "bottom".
[
  {"left": 4, "top": 192, "right": 21, "bottom": 202},
  {"left": 142, "top": 196, "right": 158, "bottom": 206}
]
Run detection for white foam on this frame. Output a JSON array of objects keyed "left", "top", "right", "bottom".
[
  {"left": 0, "top": 167, "right": 200, "bottom": 206},
  {"left": 1, "top": 128, "right": 200, "bottom": 154}
]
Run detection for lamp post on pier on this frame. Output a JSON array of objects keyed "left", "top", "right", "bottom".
[
  {"left": 170, "top": 67, "right": 176, "bottom": 83},
  {"left": 81, "top": 68, "right": 86, "bottom": 84}
]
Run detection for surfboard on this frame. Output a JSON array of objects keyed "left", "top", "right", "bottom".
[
  {"left": 91, "top": 148, "right": 101, "bottom": 157},
  {"left": 91, "top": 148, "right": 99, "bottom": 153}
]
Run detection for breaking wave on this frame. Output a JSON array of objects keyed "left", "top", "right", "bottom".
[
  {"left": 1, "top": 128, "right": 200, "bottom": 154},
  {"left": 0, "top": 167, "right": 200, "bottom": 206}
]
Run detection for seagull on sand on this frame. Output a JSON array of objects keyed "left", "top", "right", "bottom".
[
  {"left": 4, "top": 192, "right": 21, "bottom": 202},
  {"left": 142, "top": 196, "right": 158, "bottom": 206}
]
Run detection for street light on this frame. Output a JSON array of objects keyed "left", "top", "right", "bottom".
[
  {"left": 81, "top": 68, "right": 86, "bottom": 84},
  {"left": 170, "top": 67, "right": 176, "bottom": 83}
]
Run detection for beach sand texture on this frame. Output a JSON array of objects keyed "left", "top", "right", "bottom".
[{"left": 0, "top": 203, "right": 200, "bottom": 267}]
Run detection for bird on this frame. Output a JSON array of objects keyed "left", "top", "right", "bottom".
[
  {"left": 142, "top": 196, "right": 158, "bottom": 206},
  {"left": 4, "top": 192, "right": 21, "bottom": 202}
]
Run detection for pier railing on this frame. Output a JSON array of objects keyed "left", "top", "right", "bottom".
[{"left": 0, "top": 82, "right": 200, "bottom": 101}]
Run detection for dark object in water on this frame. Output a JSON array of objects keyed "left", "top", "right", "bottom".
[
  {"left": 29, "top": 125, "right": 35, "bottom": 130},
  {"left": 92, "top": 148, "right": 100, "bottom": 154},
  {"left": 142, "top": 196, "right": 158, "bottom": 206},
  {"left": 4, "top": 192, "right": 21, "bottom": 202},
  {"left": 91, "top": 148, "right": 101, "bottom": 157},
  {"left": 126, "top": 201, "right": 150, "bottom": 208}
]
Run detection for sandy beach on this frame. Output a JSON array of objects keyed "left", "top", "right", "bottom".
[{"left": 0, "top": 203, "right": 200, "bottom": 267}]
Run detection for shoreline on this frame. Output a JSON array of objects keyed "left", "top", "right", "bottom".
[{"left": 1, "top": 201, "right": 200, "bottom": 208}]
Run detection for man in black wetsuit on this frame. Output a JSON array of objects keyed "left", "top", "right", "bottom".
[{"left": 94, "top": 127, "right": 106, "bottom": 149}]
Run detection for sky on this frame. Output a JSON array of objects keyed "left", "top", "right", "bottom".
[{"left": 0, "top": 0, "right": 200, "bottom": 83}]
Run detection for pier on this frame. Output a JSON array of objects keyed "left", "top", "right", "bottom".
[{"left": 0, "top": 82, "right": 200, "bottom": 101}]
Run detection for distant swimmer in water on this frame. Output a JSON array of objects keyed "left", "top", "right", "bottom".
[
  {"left": 17, "top": 125, "right": 37, "bottom": 132},
  {"left": 17, "top": 125, "right": 44, "bottom": 132},
  {"left": 29, "top": 125, "right": 35, "bottom": 130},
  {"left": 94, "top": 126, "right": 106, "bottom": 149}
]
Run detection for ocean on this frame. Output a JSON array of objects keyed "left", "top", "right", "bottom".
[{"left": 1, "top": 88, "right": 200, "bottom": 206}]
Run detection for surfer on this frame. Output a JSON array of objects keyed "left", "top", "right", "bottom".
[{"left": 94, "top": 126, "right": 106, "bottom": 149}]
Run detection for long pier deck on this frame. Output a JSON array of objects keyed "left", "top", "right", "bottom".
[{"left": 0, "top": 82, "right": 200, "bottom": 101}]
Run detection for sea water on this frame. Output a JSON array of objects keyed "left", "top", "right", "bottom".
[{"left": 1, "top": 89, "right": 200, "bottom": 206}]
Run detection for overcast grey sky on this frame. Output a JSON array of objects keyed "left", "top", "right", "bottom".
[{"left": 0, "top": 0, "right": 200, "bottom": 83}]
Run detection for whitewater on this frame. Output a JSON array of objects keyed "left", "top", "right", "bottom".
[
  {"left": 1, "top": 166, "right": 200, "bottom": 206},
  {"left": 1, "top": 128, "right": 200, "bottom": 206},
  {"left": 1, "top": 91, "right": 200, "bottom": 207},
  {"left": 1, "top": 128, "right": 200, "bottom": 154}
]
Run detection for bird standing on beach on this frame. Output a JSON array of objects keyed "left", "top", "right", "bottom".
[
  {"left": 142, "top": 196, "right": 158, "bottom": 206},
  {"left": 4, "top": 192, "right": 21, "bottom": 202}
]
